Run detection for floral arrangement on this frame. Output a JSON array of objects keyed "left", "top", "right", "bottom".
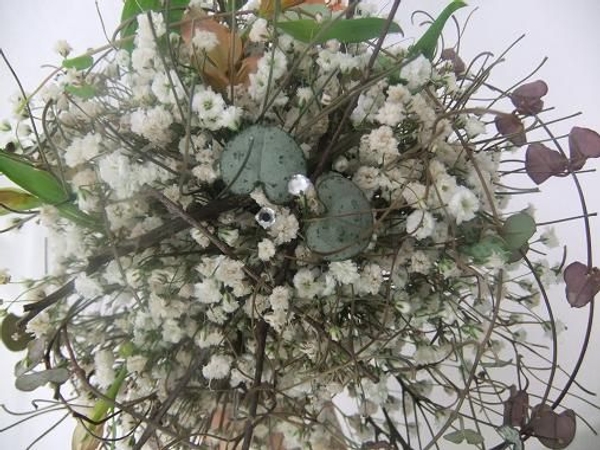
[{"left": 1, "top": 0, "right": 599, "bottom": 449}]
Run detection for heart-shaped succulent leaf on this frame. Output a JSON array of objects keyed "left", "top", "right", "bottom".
[
  {"left": 531, "top": 405, "right": 576, "bottom": 450},
  {"left": 510, "top": 80, "right": 548, "bottom": 115},
  {"left": 306, "top": 173, "right": 373, "bottom": 261},
  {"left": 525, "top": 143, "right": 568, "bottom": 185},
  {"left": 563, "top": 261, "right": 600, "bottom": 308},
  {"left": 220, "top": 125, "right": 307, "bottom": 204},
  {"left": 495, "top": 113, "right": 526, "bottom": 147},
  {"left": 15, "top": 367, "right": 70, "bottom": 392},
  {"left": 568, "top": 126, "right": 600, "bottom": 171},
  {"left": 1, "top": 313, "right": 33, "bottom": 352},
  {"left": 461, "top": 235, "right": 509, "bottom": 264},
  {"left": 503, "top": 386, "right": 529, "bottom": 427},
  {"left": 501, "top": 211, "right": 536, "bottom": 251}
]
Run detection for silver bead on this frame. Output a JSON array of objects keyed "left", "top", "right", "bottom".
[{"left": 255, "top": 207, "right": 276, "bottom": 229}]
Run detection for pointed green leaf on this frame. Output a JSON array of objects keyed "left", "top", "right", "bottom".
[
  {"left": 90, "top": 365, "right": 128, "bottom": 422},
  {"left": 277, "top": 17, "right": 402, "bottom": 44},
  {"left": 64, "top": 84, "right": 96, "bottom": 100},
  {"left": 0, "top": 153, "right": 69, "bottom": 204},
  {"left": 0, "top": 188, "right": 42, "bottom": 214},
  {"left": 0, "top": 153, "right": 100, "bottom": 229},
  {"left": 444, "top": 430, "right": 465, "bottom": 444},
  {"left": 62, "top": 55, "right": 94, "bottom": 70},
  {"left": 56, "top": 202, "right": 102, "bottom": 230},
  {"left": 501, "top": 212, "right": 536, "bottom": 251},
  {"left": 411, "top": 1, "right": 467, "bottom": 60},
  {"left": 15, "top": 367, "right": 70, "bottom": 391}
]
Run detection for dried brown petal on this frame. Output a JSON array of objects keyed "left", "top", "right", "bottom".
[
  {"left": 568, "top": 126, "right": 600, "bottom": 171},
  {"left": 531, "top": 405, "right": 576, "bottom": 450},
  {"left": 563, "top": 261, "right": 600, "bottom": 308},
  {"left": 511, "top": 80, "right": 548, "bottom": 115},
  {"left": 495, "top": 113, "right": 527, "bottom": 147},
  {"left": 181, "top": 8, "right": 243, "bottom": 92},
  {"left": 525, "top": 143, "right": 568, "bottom": 185}
]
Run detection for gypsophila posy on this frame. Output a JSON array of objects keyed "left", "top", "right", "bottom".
[{"left": 2, "top": 1, "right": 598, "bottom": 450}]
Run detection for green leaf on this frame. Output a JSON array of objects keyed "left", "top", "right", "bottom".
[
  {"left": 411, "top": 0, "right": 467, "bottom": 60},
  {"left": 306, "top": 173, "right": 373, "bottom": 261},
  {"left": 1, "top": 313, "right": 33, "bottom": 352},
  {"left": 62, "top": 55, "right": 94, "bottom": 70},
  {"left": 0, "top": 153, "right": 100, "bottom": 229},
  {"left": 277, "top": 17, "right": 402, "bottom": 44},
  {"left": 444, "top": 430, "right": 465, "bottom": 444},
  {"left": 461, "top": 235, "right": 509, "bottom": 264},
  {"left": 501, "top": 212, "right": 536, "bottom": 251},
  {"left": 0, "top": 188, "right": 42, "bottom": 214},
  {"left": 463, "top": 429, "right": 484, "bottom": 445},
  {"left": 497, "top": 426, "right": 524, "bottom": 450},
  {"left": 220, "top": 125, "right": 307, "bottom": 204},
  {"left": 15, "top": 367, "right": 70, "bottom": 391},
  {"left": 64, "top": 84, "right": 96, "bottom": 100},
  {"left": 56, "top": 202, "right": 102, "bottom": 230},
  {"left": 120, "top": 0, "right": 191, "bottom": 50},
  {"left": 0, "top": 153, "right": 70, "bottom": 204}
]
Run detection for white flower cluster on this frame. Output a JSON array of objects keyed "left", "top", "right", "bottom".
[{"left": 3, "top": 4, "right": 571, "bottom": 450}]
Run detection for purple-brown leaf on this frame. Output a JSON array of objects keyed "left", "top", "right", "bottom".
[
  {"left": 495, "top": 113, "right": 527, "bottom": 146},
  {"left": 531, "top": 405, "right": 576, "bottom": 450},
  {"left": 503, "top": 386, "right": 529, "bottom": 427},
  {"left": 563, "top": 261, "right": 600, "bottom": 308},
  {"left": 511, "top": 80, "right": 548, "bottom": 115},
  {"left": 525, "top": 143, "right": 568, "bottom": 185},
  {"left": 440, "top": 48, "right": 466, "bottom": 75},
  {"left": 568, "top": 126, "right": 600, "bottom": 171}
]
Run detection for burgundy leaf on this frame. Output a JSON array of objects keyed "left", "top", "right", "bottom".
[
  {"left": 511, "top": 80, "right": 548, "bottom": 115},
  {"left": 440, "top": 48, "right": 466, "bottom": 75},
  {"left": 568, "top": 126, "right": 600, "bottom": 171},
  {"left": 531, "top": 405, "right": 576, "bottom": 450},
  {"left": 495, "top": 113, "right": 527, "bottom": 146},
  {"left": 563, "top": 261, "right": 600, "bottom": 308},
  {"left": 503, "top": 386, "right": 529, "bottom": 427},
  {"left": 525, "top": 143, "right": 568, "bottom": 185}
]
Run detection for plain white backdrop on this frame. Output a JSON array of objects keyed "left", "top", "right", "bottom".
[{"left": 0, "top": 1, "right": 599, "bottom": 448}]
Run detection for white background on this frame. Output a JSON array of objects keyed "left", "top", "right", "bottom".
[{"left": 1, "top": 1, "right": 599, "bottom": 448}]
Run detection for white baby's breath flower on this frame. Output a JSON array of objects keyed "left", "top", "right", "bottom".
[
  {"left": 257, "top": 238, "right": 276, "bottom": 261},
  {"left": 249, "top": 18, "right": 269, "bottom": 42},
  {"left": 0, "top": 268, "right": 11, "bottom": 284},
  {"left": 464, "top": 117, "right": 486, "bottom": 137},
  {"left": 328, "top": 260, "right": 359, "bottom": 285},
  {"left": 202, "top": 354, "right": 233, "bottom": 380},
  {"left": 406, "top": 209, "right": 435, "bottom": 240},
  {"left": 400, "top": 55, "right": 432, "bottom": 89},
  {"left": 194, "top": 278, "right": 222, "bottom": 304},
  {"left": 130, "top": 105, "right": 173, "bottom": 146},
  {"left": 448, "top": 186, "right": 480, "bottom": 224},
  {"left": 192, "top": 30, "right": 218, "bottom": 51},
  {"left": 54, "top": 40, "right": 72, "bottom": 57},
  {"left": 94, "top": 349, "right": 115, "bottom": 389},
  {"left": 540, "top": 227, "right": 559, "bottom": 248}
]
